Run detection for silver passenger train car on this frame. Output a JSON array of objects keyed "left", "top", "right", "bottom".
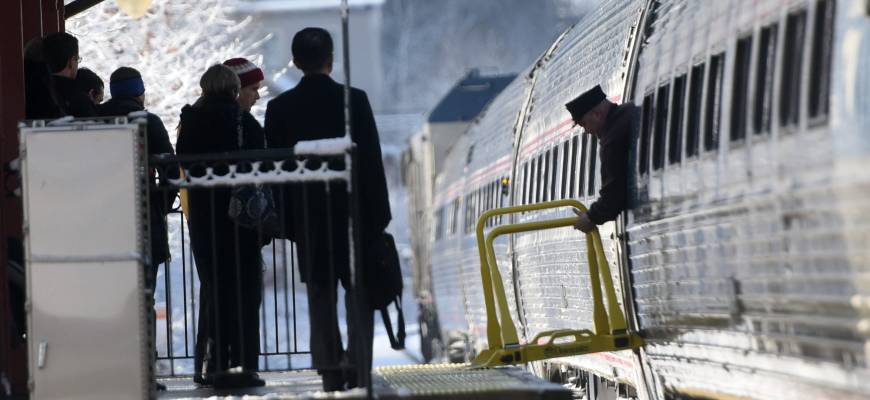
[{"left": 403, "top": 0, "right": 870, "bottom": 398}]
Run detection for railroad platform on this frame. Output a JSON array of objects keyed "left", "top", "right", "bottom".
[{"left": 157, "top": 364, "right": 573, "bottom": 399}]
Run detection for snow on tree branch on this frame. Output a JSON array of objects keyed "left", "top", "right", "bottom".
[{"left": 68, "top": 0, "right": 273, "bottom": 142}]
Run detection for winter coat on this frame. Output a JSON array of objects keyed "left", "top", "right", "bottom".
[
  {"left": 264, "top": 73, "right": 391, "bottom": 285},
  {"left": 175, "top": 95, "right": 265, "bottom": 280},
  {"left": 98, "top": 97, "right": 176, "bottom": 265},
  {"left": 49, "top": 75, "right": 96, "bottom": 117},
  {"left": 24, "top": 61, "right": 61, "bottom": 119},
  {"left": 587, "top": 103, "right": 639, "bottom": 225},
  {"left": 177, "top": 95, "right": 266, "bottom": 372}
]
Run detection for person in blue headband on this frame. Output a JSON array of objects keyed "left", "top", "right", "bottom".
[{"left": 97, "top": 66, "right": 175, "bottom": 392}]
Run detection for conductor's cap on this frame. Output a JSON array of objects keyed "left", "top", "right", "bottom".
[{"left": 565, "top": 85, "right": 606, "bottom": 122}]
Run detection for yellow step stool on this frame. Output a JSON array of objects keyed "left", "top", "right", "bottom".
[{"left": 470, "top": 199, "right": 644, "bottom": 367}]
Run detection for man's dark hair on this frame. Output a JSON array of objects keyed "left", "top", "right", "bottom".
[
  {"left": 42, "top": 32, "right": 79, "bottom": 74},
  {"left": 76, "top": 68, "right": 104, "bottom": 94},
  {"left": 110, "top": 66, "right": 142, "bottom": 83},
  {"left": 291, "top": 27, "right": 333, "bottom": 73}
]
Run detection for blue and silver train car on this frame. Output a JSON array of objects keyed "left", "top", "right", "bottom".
[{"left": 405, "top": 0, "right": 870, "bottom": 398}]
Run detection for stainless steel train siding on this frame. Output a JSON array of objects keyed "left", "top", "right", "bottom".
[
  {"left": 510, "top": 0, "right": 645, "bottom": 384},
  {"left": 430, "top": 133, "right": 473, "bottom": 343},
  {"left": 627, "top": 0, "right": 870, "bottom": 398},
  {"left": 450, "top": 72, "right": 530, "bottom": 352},
  {"left": 408, "top": 0, "right": 870, "bottom": 398}
]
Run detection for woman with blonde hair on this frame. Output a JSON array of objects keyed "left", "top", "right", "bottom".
[{"left": 177, "top": 64, "right": 265, "bottom": 388}]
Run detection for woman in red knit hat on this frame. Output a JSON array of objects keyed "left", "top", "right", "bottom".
[{"left": 223, "top": 57, "right": 266, "bottom": 142}]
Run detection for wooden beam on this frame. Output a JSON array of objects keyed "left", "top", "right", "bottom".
[
  {"left": 64, "top": 0, "right": 105, "bottom": 20},
  {"left": 0, "top": 0, "right": 27, "bottom": 395}
]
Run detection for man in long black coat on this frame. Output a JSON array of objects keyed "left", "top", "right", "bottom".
[{"left": 265, "top": 27, "right": 391, "bottom": 392}]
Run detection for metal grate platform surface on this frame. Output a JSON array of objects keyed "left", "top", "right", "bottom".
[
  {"left": 372, "top": 363, "right": 572, "bottom": 399},
  {"left": 156, "top": 365, "right": 572, "bottom": 399}
]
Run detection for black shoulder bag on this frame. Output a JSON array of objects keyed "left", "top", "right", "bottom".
[{"left": 366, "top": 232, "right": 406, "bottom": 350}]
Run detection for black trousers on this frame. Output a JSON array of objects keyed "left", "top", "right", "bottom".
[
  {"left": 306, "top": 278, "right": 374, "bottom": 388},
  {"left": 190, "top": 230, "right": 263, "bottom": 375}
]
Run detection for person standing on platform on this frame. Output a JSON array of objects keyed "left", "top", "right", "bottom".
[
  {"left": 190, "top": 57, "right": 267, "bottom": 383},
  {"left": 566, "top": 85, "right": 639, "bottom": 233},
  {"left": 177, "top": 64, "right": 265, "bottom": 389},
  {"left": 97, "top": 66, "right": 175, "bottom": 391},
  {"left": 41, "top": 32, "right": 96, "bottom": 117},
  {"left": 23, "top": 37, "right": 61, "bottom": 119},
  {"left": 75, "top": 68, "right": 105, "bottom": 105},
  {"left": 265, "top": 27, "right": 391, "bottom": 392}
]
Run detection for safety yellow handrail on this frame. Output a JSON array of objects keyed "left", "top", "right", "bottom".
[
  {"left": 474, "top": 200, "right": 588, "bottom": 349},
  {"left": 472, "top": 199, "right": 641, "bottom": 367}
]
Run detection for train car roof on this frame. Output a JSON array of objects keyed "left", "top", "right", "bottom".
[{"left": 428, "top": 71, "right": 517, "bottom": 124}]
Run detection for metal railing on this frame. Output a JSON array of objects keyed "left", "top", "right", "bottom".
[
  {"left": 153, "top": 211, "right": 309, "bottom": 376},
  {"left": 147, "top": 143, "right": 362, "bottom": 379}
]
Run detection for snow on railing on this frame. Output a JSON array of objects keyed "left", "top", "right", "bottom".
[{"left": 157, "top": 137, "right": 355, "bottom": 188}]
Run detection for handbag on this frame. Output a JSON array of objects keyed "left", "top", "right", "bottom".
[
  {"left": 365, "top": 232, "right": 406, "bottom": 350},
  {"left": 227, "top": 111, "right": 280, "bottom": 237}
]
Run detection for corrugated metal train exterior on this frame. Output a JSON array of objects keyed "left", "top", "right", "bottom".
[{"left": 403, "top": 0, "right": 870, "bottom": 398}]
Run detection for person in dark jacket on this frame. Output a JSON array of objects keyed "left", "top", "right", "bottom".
[
  {"left": 41, "top": 32, "right": 96, "bottom": 117},
  {"left": 23, "top": 37, "right": 61, "bottom": 119},
  {"left": 566, "top": 85, "right": 639, "bottom": 232},
  {"left": 265, "top": 27, "right": 391, "bottom": 392},
  {"left": 98, "top": 67, "right": 175, "bottom": 291},
  {"left": 223, "top": 57, "right": 265, "bottom": 138},
  {"left": 97, "top": 66, "right": 175, "bottom": 391},
  {"left": 190, "top": 57, "right": 267, "bottom": 384},
  {"left": 75, "top": 68, "right": 105, "bottom": 105},
  {"left": 177, "top": 64, "right": 265, "bottom": 388}
]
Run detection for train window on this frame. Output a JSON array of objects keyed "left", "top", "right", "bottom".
[
  {"left": 490, "top": 181, "right": 496, "bottom": 209},
  {"left": 569, "top": 136, "right": 579, "bottom": 198},
  {"left": 731, "top": 35, "right": 753, "bottom": 143},
  {"left": 578, "top": 135, "right": 589, "bottom": 197},
  {"left": 540, "top": 151, "right": 548, "bottom": 202},
  {"left": 686, "top": 64, "right": 704, "bottom": 157},
  {"left": 639, "top": 93, "right": 654, "bottom": 174},
  {"left": 780, "top": 9, "right": 807, "bottom": 128},
  {"left": 535, "top": 154, "right": 543, "bottom": 203},
  {"left": 434, "top": 207, "right": 444, "bottom": 240},
  {"left": 450, "top": 197, "right": 460, "bottom": 236},
  {"left": 561, "top": 141, "right": 570, "bottom": 199},
  {"left": 522, "top": 161, "right": 529, "bottom": 204},
  {"left": 705, "top": 53, "right": 725, "bottom": 152},
  {"left": 809, "top": 0, "right": 835, "bottom": 121},
  {"left": 587, "top": 136, "right": 598, "bottom": 196},
  {"left": 669, "top": 74, "right": 687, "bottom": 164},
  {"left": 550, "top": 147, "right": 559, "bottom": 200},
  {"left": 754, "top": 24, "right": 778, "bottom": 135},
  {"left": 652, "top": 84, "right": 670, "bottom": 170},
  {"left": 463, "top": 193, "right": 472, "bottom": 234}
]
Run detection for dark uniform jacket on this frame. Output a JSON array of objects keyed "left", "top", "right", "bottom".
[
  {"left": 50, "top": 75, "right": 97, "bottom": 117},
  {"left": 265, "top": 74, "right": 391, "bottom": 285},
  {"left": 587, "top": 103, "right": 639, "bottom": 225},
  {"left": 98, "top": 97, "right": 176, "bottom": 264}
]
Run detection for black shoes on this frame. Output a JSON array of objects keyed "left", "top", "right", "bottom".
[
  {"left": 196, "top": 370, "right": 265, "bottom": 389},
  {"left": 319, "top": 368, "right": 362, "bottom": 392},
  {"left": 321, "top": 370, "right": 346, "bottom": 392}
]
